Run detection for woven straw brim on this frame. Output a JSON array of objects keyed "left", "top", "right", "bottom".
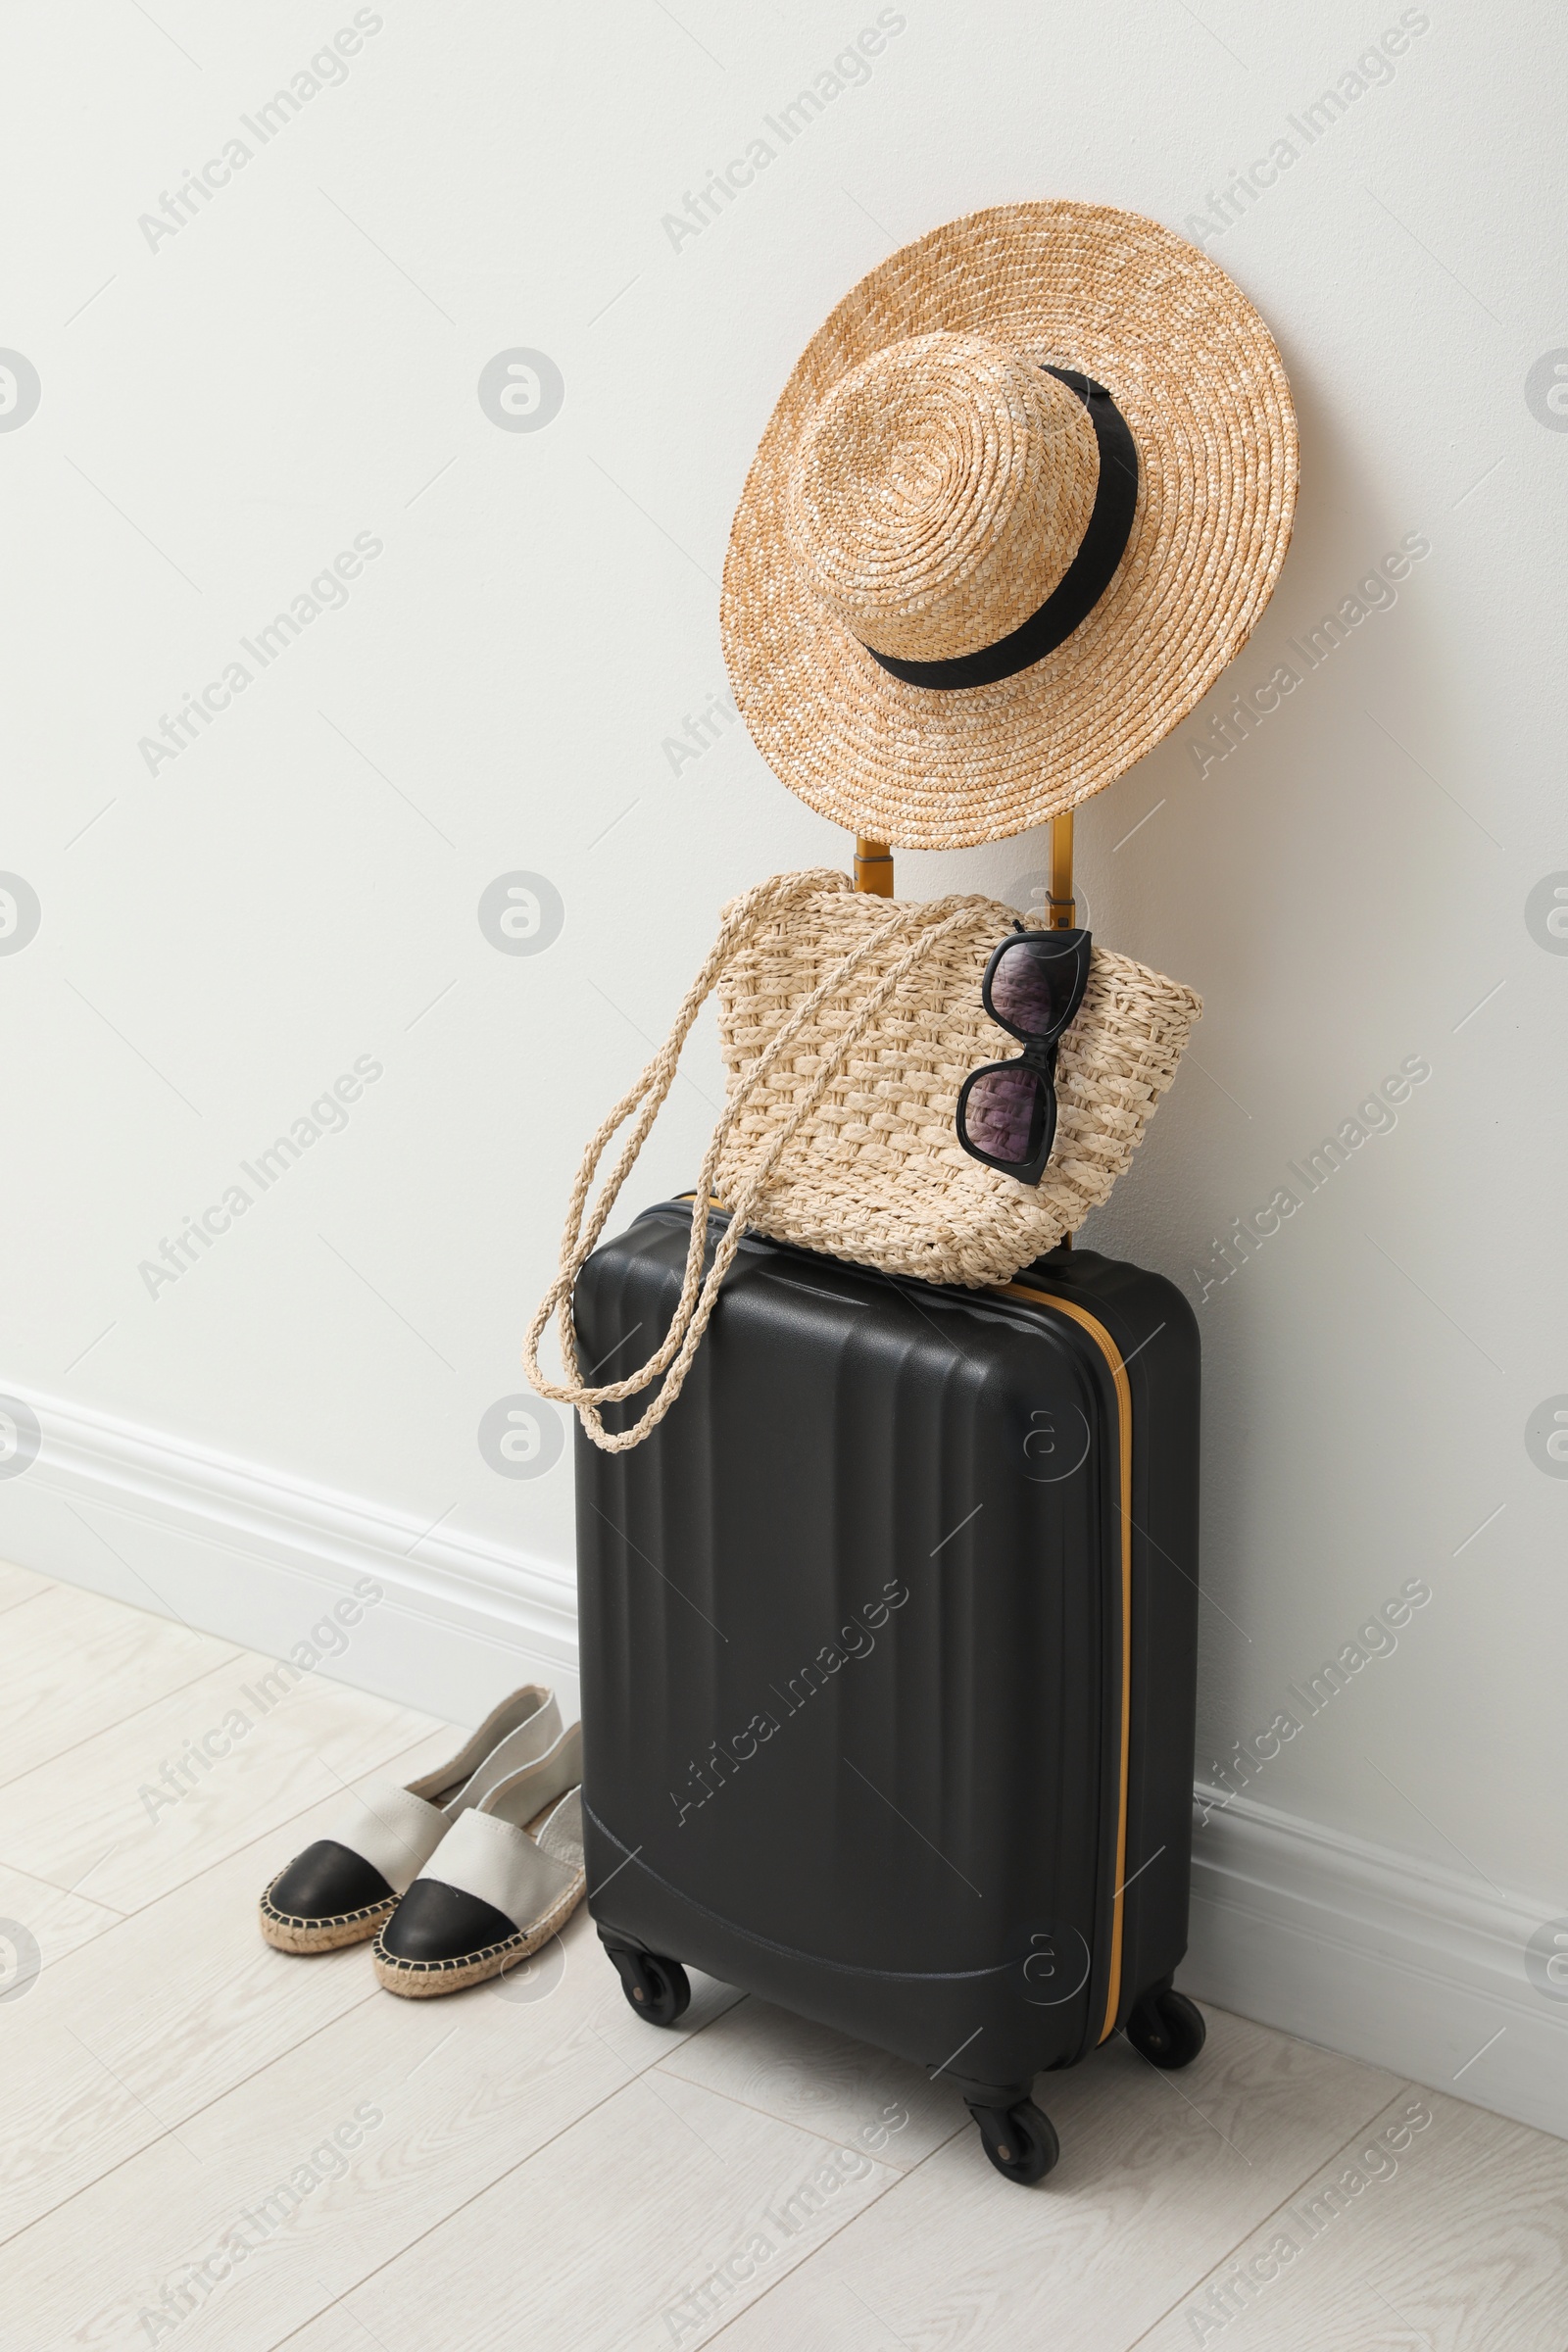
[{"left": 721, "top": 201, "right": 1298, "bottom": 850}]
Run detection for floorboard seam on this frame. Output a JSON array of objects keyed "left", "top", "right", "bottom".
[
  {"left": 1119, "top": 2077, "right": 1424, "bottom": 2351},
  {"left": 650, "top": 2057, "right": 968, "bottom": 2180},
  {"left": 257, "top": 2055, "right": 713, "bottom": 2352},
  {"left": 0, "top": 1712, "right": 452, "bottom": 1920},
  {"left": 0, "top": 1851, "right": 126, "bottom": 1916},
  {"left": 0, "top": 1645, "right": 246, "bottom": 1797},
  {"left": 701, "top": 2122, "right": 969, "bottom": 2351},
  {"left": 0, "top": 1981, "right": 389, "bottom": 2254},
  {"left": 0, "top": 1584, "right": 55, "bottom": 1621}
]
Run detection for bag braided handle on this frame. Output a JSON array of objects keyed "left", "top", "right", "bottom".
[{"left": 523, "top": 874, "right": 981, "bottom": 1452}]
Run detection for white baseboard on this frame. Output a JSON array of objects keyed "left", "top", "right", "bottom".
[
  {"left": 0, "top": 1383, "right": 580, "bottom": 1729},
  {"left": 1184, "top": 1782, "right": 1568, "bottom": 2143},
  {"left": 2, "top": 1389, "right": 1561, "bottom": 2143}
]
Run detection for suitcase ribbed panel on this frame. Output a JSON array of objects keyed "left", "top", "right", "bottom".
[{"left": 575, "top": 1204, "right": 1198, "bottom": 2088}]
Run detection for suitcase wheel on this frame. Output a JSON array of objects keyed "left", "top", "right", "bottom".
[
  {"left": 604, "top": 1942, "right": 692, "bottom": 2029},
  {"left": 1125, "top": 1984, "right": 1206, "bottom": 2070},
  {"left": 966, "top": 2097, "right": 1059, "bottom": 2186}
]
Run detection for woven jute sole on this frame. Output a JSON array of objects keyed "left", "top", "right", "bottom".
[
  {"left": 258, "top": 1877, "right": 395, "bottom": 1955},
  {"left": 370, "top": 1866, "right": 586, "bottom": 1998}
]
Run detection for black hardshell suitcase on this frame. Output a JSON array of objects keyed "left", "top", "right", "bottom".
[{"left": 573, "top": 1199, "right": 1202, "bottom": 2180}]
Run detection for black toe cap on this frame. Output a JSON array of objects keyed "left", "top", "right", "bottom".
[
  {"left": 379, "top": 1877, "right": 516, "bottom": 1963},
  {"left": 270, "top": 1839, "right": 395, "bottom": 1922}
]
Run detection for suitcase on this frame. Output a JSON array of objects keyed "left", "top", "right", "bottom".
[{"left": 572, "top": 1196, "right": 1204, "bottom": 2181}]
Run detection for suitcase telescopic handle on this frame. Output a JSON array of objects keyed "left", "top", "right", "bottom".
[
  {"left": 851, "top": 815, "right": 1075, "bottom": 923},
  {"left": 854, "top": 836, "right": 894, "bottom": 896},
  {"left": 1047, "top": 810, "right": 1075, "bottom": 929}
]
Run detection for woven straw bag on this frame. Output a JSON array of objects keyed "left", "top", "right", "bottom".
[{"left": 525, "top": 869, "right": 1199, "bottom": 1452}]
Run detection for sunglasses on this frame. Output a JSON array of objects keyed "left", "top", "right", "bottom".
[{"left": 956, "top": 926, "right": 1093, "bottom": 1184}]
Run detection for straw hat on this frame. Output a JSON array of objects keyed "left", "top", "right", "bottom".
[{"left": 721, "top": 201, "right": 1298, "bottom": 850}]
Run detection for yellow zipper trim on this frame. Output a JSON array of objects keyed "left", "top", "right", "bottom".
[{"left": 999, "top": 1281, "right": 1133, "bottom": 2047}]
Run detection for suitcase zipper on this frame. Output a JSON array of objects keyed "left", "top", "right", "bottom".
[{"left": 998, "top": 1280, "right": 1133, "bottom": 2048}]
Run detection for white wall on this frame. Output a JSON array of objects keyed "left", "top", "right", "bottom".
[{"left": 2, "top": 0, "right": 1564, "bottom": 2129}]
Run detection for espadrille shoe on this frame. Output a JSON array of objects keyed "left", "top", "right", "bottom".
[
  {"left": 372, "top": 1723, "right": 584, "bottom": 1995},
  {"left": 259, "top": 1686, "right": 563, "bottom": 1954}
]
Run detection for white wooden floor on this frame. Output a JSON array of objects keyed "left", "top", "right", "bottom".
[{"left": 3, "top": 1561, "right": 1566, "bottom": 2352}]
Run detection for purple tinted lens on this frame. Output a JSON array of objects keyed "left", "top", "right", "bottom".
[
  {"left": 990, "top": 938, "right": 1078, "bottom": 1038},
  {"left": 964, "top": 1065, "right": 1045, "bottom": 1165}
]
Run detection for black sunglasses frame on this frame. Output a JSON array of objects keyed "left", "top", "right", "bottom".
[{"left": 956, "top": 925, "right": 1094, "bottom": 1185}]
